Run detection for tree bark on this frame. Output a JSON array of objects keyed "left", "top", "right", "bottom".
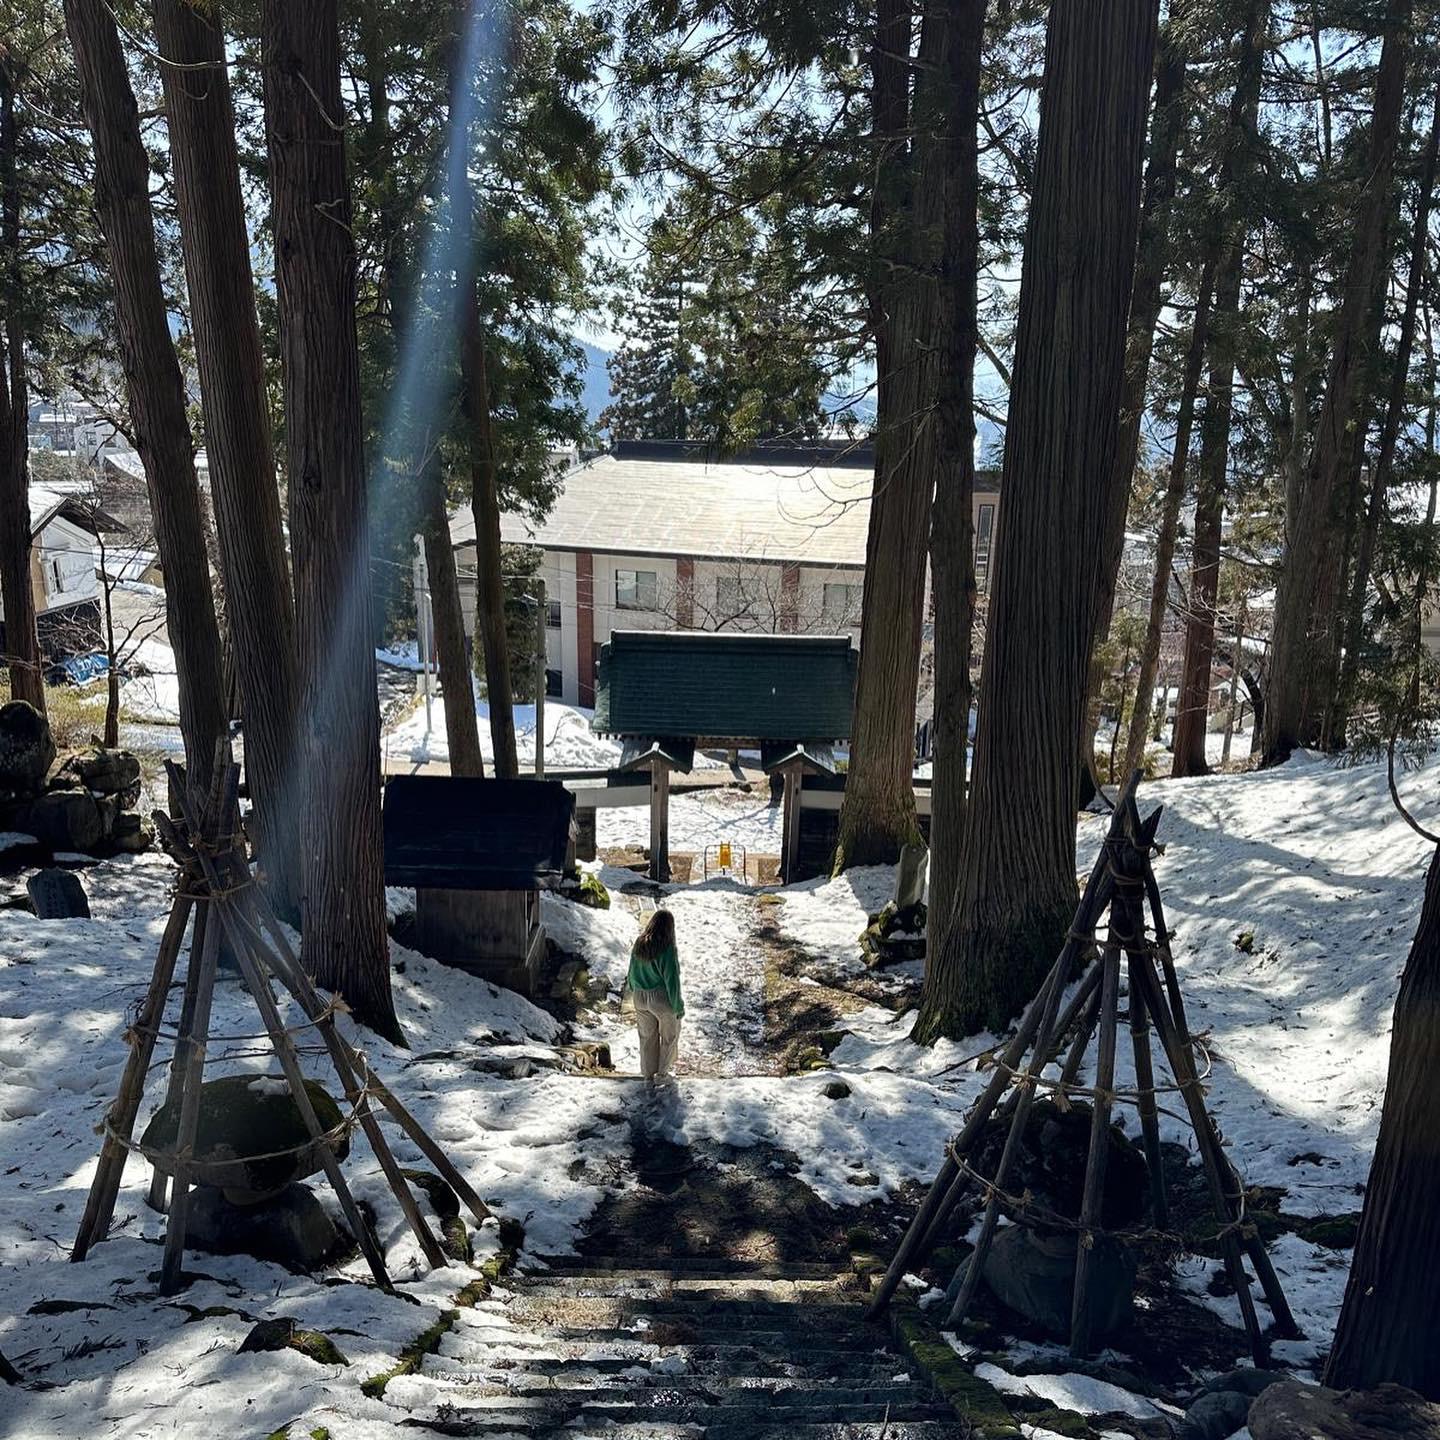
[
  {"left": 152, "top": 0, "right": 301, "bottom": 915},
  {"left": 1083, "top": 7, "right": 1191, "bottom": 764},
  {"left": 1324, "top": 841, "right": 1440, "bottom": 1398},
  {"left": 421, "top": 457, "right": 484, "bottom": 777},
  {"left": 0, "top": 59, "right": 43, "bottom": 714},
  {"left": 1330, "top": 82, "right": 1440, "bottom": 743},
  {"left": 448, "top": 32, "right": 518, "bottom": 780},
  {"left": 460, "top": 301, "right": 519, "bottom": 778},
  {"left": 262, "top": 0, "right": 399, "bottom": 1042},
  {"left": 1171, "top": 0, "right": 1266, "bottom": 778},
  {"left": 1123, "top": 263, "right": 1216, "bottom": 777},
  {"left": 62, "top": 0, "right": 227, "bottom": 787},
  {"left": 922, "top": 0, "right": 984, "bottom": 966},
  {"left": 1264, "top": 1, "right": 1412, "bottom": 763},
  {"left": 834, "top": 0, "right": 930, "bottom": 870},
  {"left": 914, "top": 0, "right": 1158, "bottom": 1041}
]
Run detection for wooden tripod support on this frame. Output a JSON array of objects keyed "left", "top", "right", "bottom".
[
  {"left": 70, "top": 740, "right": 490, "bottom": 1296},
  {"left": 867, "top": 775, "right": 1299, "bottom": 1364}
]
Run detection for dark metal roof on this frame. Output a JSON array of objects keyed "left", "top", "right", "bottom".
[
  {"left": 618, "top": 736, "right": 697, "bottom": 773},
  {"left": 594, "top": 631, "right": 856, "bottom": 743},
  {"left": 382, "top": 777, "right": 575, "bottom": 891},
  {"left": 760, "top": 740, "right": 838, "bottom": 776}
]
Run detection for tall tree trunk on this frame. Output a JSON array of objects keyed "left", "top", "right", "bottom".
[
  {"left": 1083, "top": 7, "right": 1191, "bottom": 765},
  {"left": 914, "top": 0, "right": 1158, "bottom": 1042},
  {"left": 1123, "top": 261, "right": 1216, "bottom": 776},
  {"left": 262, "top": 0, "right": 399, "bottom": 1043},
  {"left": 448, "top": 29, "right": 518, "bottom": 780},
  {"left": 0, "top": 56, "right": 43, "bottom": 714},
  {"left": 923, "top": 0, "right": 985, "bottom": 968},
  {"left": 1331, "top": 82, "right": 1440, "bottom": 742},
  {"left": 1171, "top": 0, "right": 1267, "bottom": 778},
  {"left": 834, "top": 0, "right": 931, "bottom": 871},
  {"left": 152, "top": 0, "right": 301, "bottom": 915},
  {"left": 1264, "top": 1, "right": 1412, "bottom": 764},
  {"left": 361, "top": 16, "right": 485, "bottom": 781},
  {"left": 460, "top": 303, "right": 518, "bottom": 778},
  {"left": 62, "top": 0, "right": 226, "bottom": 787},
  {"left": 421, "top": 457, "right": 484, "bottom": 777},
  {"left": 1324, "top": 841, "right": 1440, "bottom": 1398}
]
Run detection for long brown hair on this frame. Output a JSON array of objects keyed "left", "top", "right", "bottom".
[{"left": 634, "top": 907, "right": 676, "bottom": 960}]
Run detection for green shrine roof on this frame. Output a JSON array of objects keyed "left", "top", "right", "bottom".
[{"left": 593, "top": 631, "right": 856, "bottom": 743}]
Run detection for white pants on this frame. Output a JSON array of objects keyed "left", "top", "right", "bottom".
[{"left": 632, "top": 986, "right": 681, "bottom": 1079}]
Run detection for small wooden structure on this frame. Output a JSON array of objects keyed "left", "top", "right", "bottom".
[
  {"left": 593, "top": 632, "right": 856, "bottom": 881},
  {"left": 383, "top": 776, "right": 575, "bottom": 996},
  {"left": 867, "top": 776, "right": 1298, "bottom": 1364},
  {"left": 72, "top": 742, "right": 486, "bottom": 1296}
]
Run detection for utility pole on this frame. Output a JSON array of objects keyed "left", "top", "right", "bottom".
[{"left": 534, "top": 579, "right": 546, "bottom": 779}]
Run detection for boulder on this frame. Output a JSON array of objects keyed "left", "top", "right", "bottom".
[
  {"left": 971, "top": 1100, "right": 1150, "bottom": 1231},
  {"left": 1200, "top": 1367, "right": 1289, "bottom": 1402},
  {"left": 109, "top": 812, "right": 152, "bottom": 854},
  {"left": 1249, "top": 1383, "right": 1440, "bottom": 1440},
  {"left": 0, "top": 702, "right": 56, "bottom": 797},
  {"left": 185, "top": 1183, "right": 347, "bottom": 1273},
  {"left": 1178, "top": 1389, "right": 1253, "bottom": 1440},
  {"left": 20, "top": 791, "right": 103, "bottom": 852},
  {"left": 70, "top": 748, "right": 141, "bottom": 797},
  {"left": 141, "top": 1073, "right": 350, "bottom": 1204},
  {"left": 25, "top": 868, "right": 90, "bottom": 919},
  {"left": 981, "top": 1223, "right": 1137, "bottom": 1339}
]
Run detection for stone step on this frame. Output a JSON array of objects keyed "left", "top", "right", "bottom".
[
  {"left": 528, "top": 1255, "right": 845, "bottom": 1281},
  {"left": 393, "top": 1392, "right": 955, "bottom": 1431},
  {"left": 504, "top": 1296, "right": 870, "bottom": 1327},
  {"left": 515, "top": 1276, "right": 846, "bottom": 1302},
  {"left": 462, "top": 1322, "right": 891, "bottom": 1353},
  {"left": 426, "top": 1351, "right": 917, "bottom": 1385},
  {"left": 402, "top": 1420, "right": 969, "bottom": 1440}
]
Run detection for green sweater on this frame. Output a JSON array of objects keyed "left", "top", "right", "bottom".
[{"left": 628, "top": 940, "right": 684, "bottom": 1018}]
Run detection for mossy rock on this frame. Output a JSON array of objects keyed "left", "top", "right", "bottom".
[
  {"left": 577, "top": 872, "right": 611, "bottom": 909},
  {"left": 141, "top": 1074, "right": 350, "bottom": 1204}
]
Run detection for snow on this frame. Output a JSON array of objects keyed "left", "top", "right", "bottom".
[
  {"left": 1, "top": 747, "right": 1433, "bottom": 1432},
  {"left": 976, "top": 1361, "right": 1184, "bottom": 1419},
  {"left": 383, "top": 690, "right": 624, "bottom": 772},
  {"left": 595, "top": 784, "right": 782, "bottom": 855}
]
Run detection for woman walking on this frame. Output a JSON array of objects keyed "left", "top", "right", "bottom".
[{"left": 627, "top": 908, "right": 684, "bottom": 1083}]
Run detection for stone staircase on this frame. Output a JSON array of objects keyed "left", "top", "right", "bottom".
[{"left": 382, "top": 1257, "right": 969, "bottom": 1438}]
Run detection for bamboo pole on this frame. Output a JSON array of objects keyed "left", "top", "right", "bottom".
[
  {"left": 72, "top": 888, "right": 195, "bottom": 1258},
  {"left": 147, "top": 896, "right": 207, "bottom": 1214},
  {"left": 1127, "top": 961, "right": 1168, "bottom": 1229},
  {"left": 1069, "top": 941, "right": 1121, "bottom": 1356}
]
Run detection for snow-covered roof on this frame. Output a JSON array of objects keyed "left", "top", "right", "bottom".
[
  {"left": 27, "top": 484, "right": 124, "bottom": 538},
  {"left": 454, "top": 441, "right": 999, "bottom": 567}
]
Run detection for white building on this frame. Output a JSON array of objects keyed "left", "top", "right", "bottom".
[{"left": 451, "top": 440, "right": 1000, "bottom": 707}]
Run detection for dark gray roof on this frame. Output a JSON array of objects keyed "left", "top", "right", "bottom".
[
  {"left": 383, "top": 777, "right": 574, "bottom": 890},
  {"left": 594, "top": 631, "right": 856, "bottom": 743}
]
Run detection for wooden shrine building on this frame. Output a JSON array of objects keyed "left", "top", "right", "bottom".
[
  {"left": 383, "top": 776, "right": 575, "bottom": 996},
  {"left": 592, "top": 631, "right": 857, "bottom": 881}
]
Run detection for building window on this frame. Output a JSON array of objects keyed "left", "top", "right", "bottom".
[
  {"left": 50, "top": 558, "right": 64, "bottom": 594},
  {"left": 975, "top": 503, "right": 995, "bottom": 593},
  {"left": 823, "top": 581, "right": 862, "bottom": 629},
  {"left": 545, "top": 668, "right": 563, "bottom": 697},
  {"left": 615, "top": 568, "right": 657, "bottom": 611},
  {"left": 547, "top": 599, "right": 562, "bottom": 629}
]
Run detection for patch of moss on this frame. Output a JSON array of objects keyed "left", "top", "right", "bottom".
[
  {"left": 1021, "top": 1406, "right": 1093, "bottom": 1437},
  {"left": 311, "top": 1430, "right": 331, "bottom": 1440},
  {"left": 845, "top": 1225, "right": 877, "bottom": 1251},
  {"left": 361, "top": 1309, "right": 457, "bottom": 1399},
  {"left": 577, "top": 872, "right": 611, "bottom": 909},
  {"left": 891, "top": 1307, "right": 1021, "bottom": 1438},
  {"left": 361, "top": 1218, "right": 525, "bottom": 1397},
  {"left": 290, "top": 1330, "right": 348, "bottom": 1366},
  {"left": 1294, "top": 1212, "right": 1360, "bottom": 1248}
]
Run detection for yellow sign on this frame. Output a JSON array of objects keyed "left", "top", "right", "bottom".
[{"left": 718, "top": 841, "right": 733, "bottom": 870}]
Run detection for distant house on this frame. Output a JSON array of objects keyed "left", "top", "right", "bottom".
[
  {"left": 451, "top": 439, "right": 1001, "bottom": 707},
  {"left": 0, "top": 486, "right": 123, "bottom": 660}
]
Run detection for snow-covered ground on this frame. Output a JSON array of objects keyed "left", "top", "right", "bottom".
[{"left": 1, "top": 749, "right": 1433, "bottom": 1432}]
